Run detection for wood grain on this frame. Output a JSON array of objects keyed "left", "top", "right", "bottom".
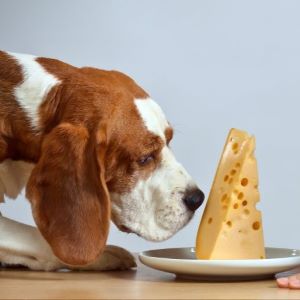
[{"left": 0, "top": 255, "right": 299, "bottom": 299}]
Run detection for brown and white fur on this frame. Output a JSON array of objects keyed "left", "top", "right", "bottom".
[{"left": 0, "top": 51, "right": 204, "bottom": 271}]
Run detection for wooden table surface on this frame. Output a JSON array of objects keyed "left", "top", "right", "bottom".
[{"left": 0, "top": 255, "right": 300, "bottom": 299}]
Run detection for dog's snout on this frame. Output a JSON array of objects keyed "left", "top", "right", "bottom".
[{"left": 183, "top": 189, "right": 205, "bottom": 211}]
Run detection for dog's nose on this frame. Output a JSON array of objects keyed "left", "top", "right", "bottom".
[{"left": 183, "top": 189, "right": 205, "bottom": 211}]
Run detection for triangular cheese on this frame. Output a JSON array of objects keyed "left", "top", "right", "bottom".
[{"left": 196, "top": 128, "right": 265, "bottom": 259}]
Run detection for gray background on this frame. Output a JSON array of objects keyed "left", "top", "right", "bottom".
[{"left": 0, "top": 0, "right": 299, "bottom": 252}]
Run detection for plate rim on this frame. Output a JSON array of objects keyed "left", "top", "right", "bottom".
[
  {"left": 139, "top": 246, "right": 300, "bottom": 264},
  {"left": 138, "top": 246, "right": 300, "bottom": 279}
]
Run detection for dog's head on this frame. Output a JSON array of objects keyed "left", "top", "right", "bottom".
[
  {"left": 107, "top": 97, "right": 204, "bottom": 241},
  {"left": 26, "top": 68, "right": 204, "bottom": 266}
]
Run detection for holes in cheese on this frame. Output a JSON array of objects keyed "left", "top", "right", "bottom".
[
  {"left": 244, "top": 209, "right": 250, "bottom": 215},
  {"left": 232, "top": 143, "right": 239, "bottom": 151},
  {"left": 226, "top": 221, "right": 232, "bottom": 227},
  {"left": 196, "top": 128, "right": 265, "bottom": 260},
  {"left": 252, "top": 221, "right": 261, "bottom": 230},
  {"left": 231, "top": 169, "right": 237, "bottom": 176},
  {"left": 232, "top": 143, "right": 239, "bottom": 154},
  {"left": 237, "top": 192, "right": 244, "bottom": 200},
  {"left": 221, "top": 194, "right": 228, "bottom": 203},
  {"left": 241, "top": 178, "right": 249, "bottom": 186}
]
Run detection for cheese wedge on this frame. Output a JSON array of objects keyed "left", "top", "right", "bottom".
[{"left": 196, "top": 128, "right": 265, "bottom": 260}]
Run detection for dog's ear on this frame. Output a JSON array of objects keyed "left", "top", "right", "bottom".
[{"left": 26, "top": 123, "right": 110, "bottom": 266}]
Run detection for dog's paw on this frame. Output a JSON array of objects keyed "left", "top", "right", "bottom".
[
  {"left": 102, "top": 245, "right": 137, "bottom": 271},
  {"left": 0, "top": 251, "right": 63, "bottom": 271},
  {"left": 74, "top": 245, "right": 137, "bottom": 271}
]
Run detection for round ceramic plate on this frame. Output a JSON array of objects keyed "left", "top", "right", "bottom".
[{"left": 138, "top": 247, "right": 300, "bottom": 281}]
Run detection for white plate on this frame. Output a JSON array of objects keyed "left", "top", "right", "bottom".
[{"left": 139, "top": 247, "right": 300, "bottom": 281}]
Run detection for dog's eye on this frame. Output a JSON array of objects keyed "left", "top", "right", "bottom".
[{"left": 138, "top": 154, "right": 154, "bottom": 166}]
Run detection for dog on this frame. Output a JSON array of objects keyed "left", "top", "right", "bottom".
[{"left": 0, "top": 51, "right": 205, "bottom": 271}]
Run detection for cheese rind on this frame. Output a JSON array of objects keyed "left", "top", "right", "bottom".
[{"left": 196, "top": 129, "right": 265, "bottom": 260}]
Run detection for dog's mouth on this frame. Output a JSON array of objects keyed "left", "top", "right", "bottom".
[
  {"left": 119, "top": 224, "right": 133, "bottom": 233},
  {"left": 118, "top": 224, "right": 142, "bottom": 237}
]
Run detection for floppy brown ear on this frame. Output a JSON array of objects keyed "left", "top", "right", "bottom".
[{"left": 26, "top": 123, "right": 110, "bottom": 266}]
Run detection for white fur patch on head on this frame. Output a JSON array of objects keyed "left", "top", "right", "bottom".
[
  {"left": 134, "top": 98, "right": 169, "bottom": 140},
  {"left": 8, "top": 52, "right": 60, "bottom": 129}
]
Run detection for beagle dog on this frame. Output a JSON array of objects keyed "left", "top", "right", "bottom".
[{"left": 0, "top": 51, "right": 204, "bottom": 271}]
